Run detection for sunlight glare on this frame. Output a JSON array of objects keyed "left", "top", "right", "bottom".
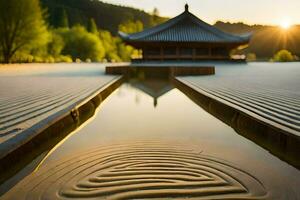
[{"left": 280, "top": 19, "right": 292, "bottom": 30}]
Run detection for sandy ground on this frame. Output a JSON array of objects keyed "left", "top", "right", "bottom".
[
  {"left": 0, "top": 63, "right": 118, "bottom": 154},
  {"left": 179, "top": 62, "right": 300, "bottom": 135}
]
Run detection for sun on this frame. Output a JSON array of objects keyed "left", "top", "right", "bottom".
[{"left": 279, "top": 19, "right": 292, "bottom": 30}]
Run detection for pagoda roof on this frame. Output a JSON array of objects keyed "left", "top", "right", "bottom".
[
  {"left": 130, "top": 79, "right": 174, "bottom": 107},
  {"left": 119, "top": 5, "right": 251, "bottom": 44}
]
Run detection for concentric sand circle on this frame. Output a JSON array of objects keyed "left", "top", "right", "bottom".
[{"left": 4, "top": 142, "right": 268, "bottom": 199}]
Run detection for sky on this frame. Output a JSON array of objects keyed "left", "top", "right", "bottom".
[{"left": 104, "top": 0, "right": 300, "bottom": 26}]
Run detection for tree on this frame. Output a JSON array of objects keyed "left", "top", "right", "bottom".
[
  {"left": 57, "top": 25, "right": 105, "bottom": 61},
  {"left": 87, "top": 18, "right": 98, "bottom": 34},
  {"left": 246, "top": 53, "right": 256, "bottom": 61},
  {"left": 153, "top": 8, "right": 159, "bottom": 16},
  {"left": 118, "top": 20, "right": 143, "bottom": 34},
  {"left": 48, "top": 30, "right": 65, "bottom": 57},
  {"left": 99, "top": 30, "right": 121, "bottom": 62},
  {"left": 150, "top": 8, "right": 160, "bottom": 26},
  {"left": 272, "top": 49, "right": 294, "bottom": 62},
  {"left": 58, "top": 9, "right": 69, "bottom": 28},
  {"left": 41, "top": 0, "right": 167, "bottom": 34},
  {"left": 118, "top": 20, "right": 144, "bottom": 61},
  {"left": 0, "top": 0, "right": 48, "bottom": 63},
  {"left": 150, "top": 8, "right": 167, "bottom": 26}
]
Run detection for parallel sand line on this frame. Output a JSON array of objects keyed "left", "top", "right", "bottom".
[
  {"left": 176, "top": 78, "right": 300, "bottom": 134},
  {"left": 174, "top": 77, "right": 300, "bottom": 169},
  {"left": 0, "top": 82, "right": 106, "bottom": 131},
  {"left": 0, "top": 76, "right": 123, "bottom": 164}
]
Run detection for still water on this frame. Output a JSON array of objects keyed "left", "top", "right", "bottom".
[{"left": 2, "top": 78, "right": 300, "bottom": 199}]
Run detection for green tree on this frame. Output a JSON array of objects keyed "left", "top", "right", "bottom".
[
  {"left": 58, "top": 9, "right": 69, "bottom": 28},
  {"left": 150, "top": 8, "right": 167, "bottom": 26},
  {"left": 150, "top": 8, "right": 160, "bottom": 26},
  {"left": 117, "top": 20, "right": 143, "bottom": 61},
  {"left": 41, "top": 0, "right": 167, "bottom": 34},
  {"left": 99, "top": 30, "right": 121, "bottom": 62},
  {"left": 273, "top": 49, "right": 294, "bottom": 62},
  {"left": 48, "top": 30, "right": 65, "bottom": 57},
  {"left": 0, "top": 0, "right": 48, "bottom": 63},
  {"left": 88, "top": 18, "right": 98, "bottom": 34},
  {"left": 117, "top": 42, "right": 133, "bottom": 61},
  {"left": 57, "top": 25, "right": 105, "bottom": 61},
  {"left": 246, "top": 53, "right": 256, "bottom": 61},
  {"left": 118, "top": 20, "right": 143, "bottom": 34}
]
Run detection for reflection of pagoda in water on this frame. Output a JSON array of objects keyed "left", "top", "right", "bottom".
[
  {"left": 120, "top": 4, "right": 250, "bottom": 61},
  {"left": 130, "top": 79, "right": 174, "bottom": 107}
]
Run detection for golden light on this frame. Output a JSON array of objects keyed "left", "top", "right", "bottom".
[{"left": 279, "top": 19, "right": 292, "bottom": 30}]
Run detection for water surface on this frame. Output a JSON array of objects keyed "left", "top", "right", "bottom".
[{"left": 3, "top": 78, "right": 300, "bottom": 199}]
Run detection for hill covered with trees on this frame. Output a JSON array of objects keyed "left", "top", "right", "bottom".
[
  {"left": 40, "top": 0, "right": 166, "bottom": 34},
  {"left": 214, "top": 21, "right": 300, "bottom": 60}
]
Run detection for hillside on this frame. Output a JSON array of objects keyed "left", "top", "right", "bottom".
[
  {"left": 214, "top": 21, "right": 300, "bottom": 59},
  {"left": 41, "top": 0, "right": 167, "bottom": 34}
]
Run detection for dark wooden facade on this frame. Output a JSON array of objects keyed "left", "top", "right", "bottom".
[
  {"left": 120, "top": 5, "right": 251, "bottom": 61},
  {"left": 141, "top": 44, "right": 232, "bottom": 61}
]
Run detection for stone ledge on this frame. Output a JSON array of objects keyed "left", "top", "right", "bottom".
[
  {"left": 174, "top": 77, "right": 300, "bottom": 169},
  {"left": 0, "top": 76, "right": 124, "bottom": 183},
  {"left": 106, "top": 65, "right": 215, "bottom": 77}
]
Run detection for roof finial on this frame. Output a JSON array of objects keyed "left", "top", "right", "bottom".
[{"left": 185, "top": 3, "right": 189, "bottom": 12}]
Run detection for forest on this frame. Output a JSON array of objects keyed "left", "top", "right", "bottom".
[
  {"left": 0, "top": 0, "right": 299, "bottom": 63},
  {"left": 215, "top": 21, "right": 300, "bottom": 60}
]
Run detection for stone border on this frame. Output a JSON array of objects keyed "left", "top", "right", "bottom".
[
  {"left": 174, "top": 77, "right": 300, "bottom": 169},
  {"left": 0, "top": 76, "right": 125, "bottom": 183},
  {"left": 106, "top": 65, "right": 215, "bottom": 77}
]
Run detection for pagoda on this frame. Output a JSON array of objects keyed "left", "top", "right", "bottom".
[{"left": 119, "top": 4, "right": 251, "bottom": 61}]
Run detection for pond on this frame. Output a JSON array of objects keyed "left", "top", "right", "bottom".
[{"left": 1, "top": 77, "right": 300, "bottom": 199}]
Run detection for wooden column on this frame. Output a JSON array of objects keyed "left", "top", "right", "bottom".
[
  {"left": 209, "top": 45, "right": 212, "bottom": 59},
  {"left": 227, "top": 46, "right": 231, "bottom": 59},
  {"left": 192, "top": 48, "right": 196, "bottom": 61},
  {"left": 142, "top": 47, "right": 146, "bottom": 61}
]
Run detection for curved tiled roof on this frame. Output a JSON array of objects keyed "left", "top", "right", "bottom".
[{"left": 119, "top": 7, "right": 251, "bottom": 44}]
